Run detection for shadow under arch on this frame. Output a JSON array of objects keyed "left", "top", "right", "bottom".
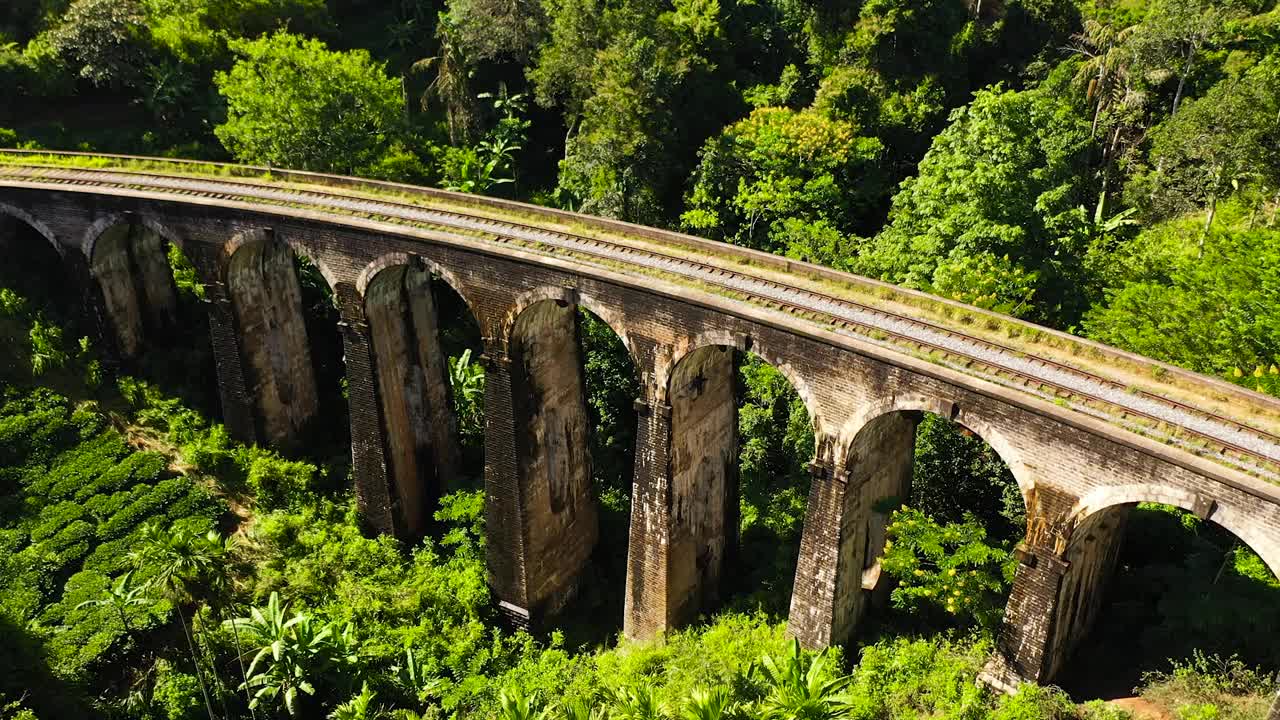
[
  {"left": 0, "top": 201, "right": 63, "bottom": 256},
  {"left": 80, "top": 212, "right": 220, "bottom": 413},
  {"left": 839, "top": 395, "right": 1036, "bottom": 507},
  {"left": 0, "top": 207, "right": 77, "bottom": 360},
  {"left": 280, "top": 238, "right": 342, "bottom": 298},
  {"left": 1068, "top": 484, "right": 1280, "bottom": 580},
  {"left": 356, "top": 252, "right": 480, "bottom": 322},
  {"left": 220, "top": 229, "right": 342, "bottom": 296},
  {"left": 1051, "top": 490, "right": 1280, "bottom": 702},
  {"left": 84, "top": 215, "right": 194, "bottom": 348},
  {"left": 0, "top": 205, "right": 66, "bottom": 287}
]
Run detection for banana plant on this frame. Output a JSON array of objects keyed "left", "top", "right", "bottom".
[
  {"left": 448, "top": 349, "right": 485, "bottom": 445},
  {"left": 226, "top": 592, "right": 350, "bottom": 718}
]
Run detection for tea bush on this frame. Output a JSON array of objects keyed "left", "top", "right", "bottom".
[{"left": 0, "top": 385, "right": 225, "bottom": 682}]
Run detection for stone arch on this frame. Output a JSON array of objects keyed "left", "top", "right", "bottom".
[
  {"left": 500, "top": 289, "right": 603, "bottom": 617},
  {"left": 223, "top": 228, "right": 320, "bottom": 446},
  {"left": 838, "top": 393, "right": 1036, "bottom": 506},
  {"left": 661, "top": 331, "right": 824, "bottom": 441},
  {"left": 502, "top": 286, "right": 637, "bottom": 366},
  {"left": 279, "top": 239, "right": 341, "bottom": 296},
  {"left": 1035, "top": 483, "right": 1280, "bottom": 685},
  {"left": 0, "top": 201, "right": 62, "bottom": 256},
  {"left": 358, "top": 252, "right": 471, "bottom": 536},
  {"left": 80, "top": 213, "right": 198, "bottom": 273},
  {"left": 1067, "top": 484, "right": 1280, "bottom": 576},
  {"left": 356, "top": 252, "right": 479, "bottom": 323},
  {"left": 82, "top": 213, "right": 188, "bottom": 358},
  {"left": 220, "top": 230, "right": 340, "bottom": 297},
  {"left": 812, "top": 391, "right": 1036, "bottom": 647},
  {"left": 662, "top": 341, "right": 741, "bottom": 625}
]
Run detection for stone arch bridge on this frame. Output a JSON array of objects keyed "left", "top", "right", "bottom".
[{"left": 3, "top": 151, "right": 1280, "bottom": 694}]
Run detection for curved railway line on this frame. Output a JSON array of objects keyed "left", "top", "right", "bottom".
[{"left": 2, "top": 157, "right": 1279, "bottom": 483}]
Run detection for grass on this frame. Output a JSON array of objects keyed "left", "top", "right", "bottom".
[{"left": 1139, "top": 655, "right": 1278, "bottom": 720}]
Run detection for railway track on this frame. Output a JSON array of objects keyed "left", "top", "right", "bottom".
[{"left": 2, "top": 161, "right": 1279, "bottom": 479}]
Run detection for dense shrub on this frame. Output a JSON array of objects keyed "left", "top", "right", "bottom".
[
  {"left": 881, "top": 507, "right": 1017, "bottom": 629},
  {"left": 243, "top": 449, "right": 314, "bottom": 510},
  {"left": 150, "top": 659, "right": 204, "bottom": 720}
]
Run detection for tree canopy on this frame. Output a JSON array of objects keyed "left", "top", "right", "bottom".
[
  {"left": 214, "top": 33, "right": 404, "bottom": 174},
  {"left": 854, "top": 85, "right": 1096, "bottom": 324}
]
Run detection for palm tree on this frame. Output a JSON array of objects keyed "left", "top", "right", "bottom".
[
  {"left": 498, "top": 688, "right": 551, "bottom": 720},
  {"left": 1066, "top": 19, "right": 1148, "bottom": 218},
  {"left": 755, "top": 640, "right": 853, "bottom": 720},
  {"left": 209, "top": 533, "right": 258, "bottom": 720},
  {"left": 130, "top": 521, "right": 225, "bottom": 720},
  {"left": 74, "top": 570, "right": 152, "bottom": 645},
  {"left": 1067, "top": 19, "right": 1138, "bottom": 139},
  {"left": 413, "top": 13, "right": 477, "bottom": 145}
]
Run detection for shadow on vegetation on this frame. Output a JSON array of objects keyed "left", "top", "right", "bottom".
[{"left": 1060, "top": 505, "right": 1280, "bottom": 701}]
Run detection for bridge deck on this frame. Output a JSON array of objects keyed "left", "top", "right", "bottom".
[{"left": 2, "top": 150, "right": 1278, "bottom": 486}]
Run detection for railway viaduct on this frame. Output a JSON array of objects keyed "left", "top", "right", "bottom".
[{"left": 3, "top": 153, "right": 1280, "bottom": 698}]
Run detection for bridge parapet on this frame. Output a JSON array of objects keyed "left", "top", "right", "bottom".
[{"left": 2, "top": 150, "right": 1277, "bottom": 486}]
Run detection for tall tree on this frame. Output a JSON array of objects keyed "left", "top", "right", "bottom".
[
  {"left": 130, "top": 521, "right": 227, "bottom": 720},
  {"left": 1066, "top": 19, "right": 1149, "bottom": 218},
  {"left": 682, "top": 106, "right": 884, "bottom": 249},
  {"left": 1130, "top": 0, "right": 1237, "bottom": 116},
  {"left": 529, "top": 0, "right": 740, "bottom": 224},
  {"left": 46, "top": 0, "right": 149, "bottom": 88},
  {"left": 414, "top": 13, "right": 478, "bottom": 146},
  {"left": 1132, "top": 57, "right": 1280, "bottom": 242},
  {"left": 854, "top": 86, "right": 1096, "bottom": 325},
  {"left": 215, "top": 32, "right": 405, "bottom": 173}
]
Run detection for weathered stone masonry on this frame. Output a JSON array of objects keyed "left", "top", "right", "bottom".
[
  {"left": 502, "top": 296, "right": 598, "bottom": 619},
  {"left": 90, "top": 222, "right": 178, "bottom": 359},
  {"left": 224, "top": 229, "right": 319, "bottom": 447},
  {"left": 4, "top": 186, "right": 1280, "bottom": 692},
  {"left": 666, "top": 344, "right": 738, "bottom": 627},
  {"left": 364, "top": 262, "right": 461, "bottom": 536}
]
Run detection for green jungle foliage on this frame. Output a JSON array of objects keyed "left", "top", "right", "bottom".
[{"left": 3, "top": 0, "right": 1280, "bottom": 717}]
